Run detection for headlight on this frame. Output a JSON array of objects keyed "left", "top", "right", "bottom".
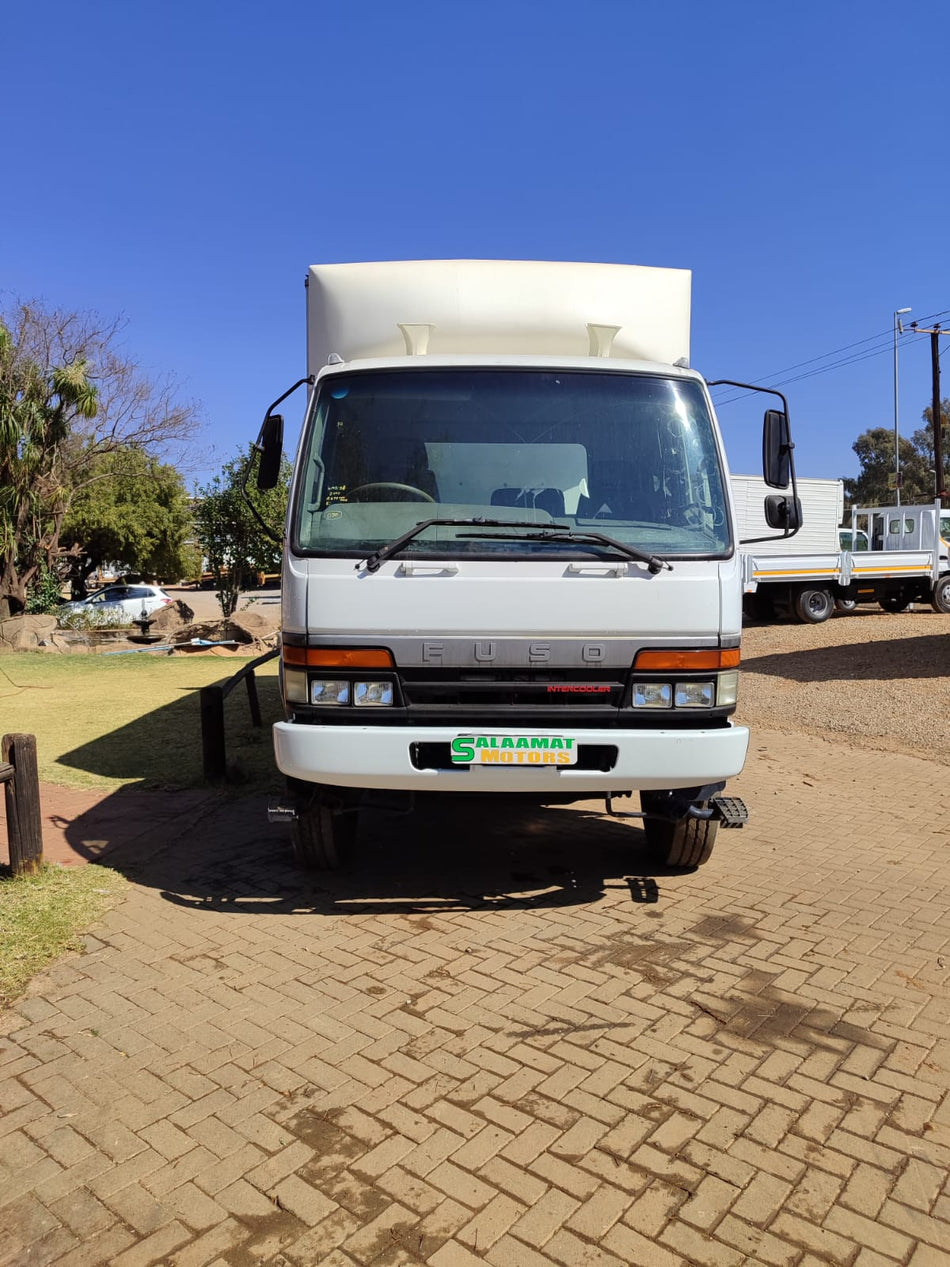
[
  {"left": 674, "top": 681, "right": 715, "bottom": 708},
  {"left": 632, "top": 682, "right": 673, "bottom": 708},
  {"left": 311, "top": 679, "right": 350, "bottom": 705},
  {"left": 354, "top": 681, "right": 394, "bottom": 706}
]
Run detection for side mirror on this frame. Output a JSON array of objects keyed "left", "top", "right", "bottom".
[
  {"left": 256, "top": 414, "right": 284, "bottom": 491},
  {"left": 762, "top": 408, "right": 792, "bottom": 489},
  {"left": 764, "top": 494, "right": 802, "bottom": 531}
]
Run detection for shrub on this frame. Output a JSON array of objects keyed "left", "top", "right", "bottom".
[{"left": 25, "top": 567, "right": 66, "bottom": 615}]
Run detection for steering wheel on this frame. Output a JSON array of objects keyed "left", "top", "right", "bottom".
[{"left": 346, "top": 482, "right": 436, "bottom": 503}]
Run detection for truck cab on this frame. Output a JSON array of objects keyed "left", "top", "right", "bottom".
[{"left": 257, "top": 262, "right": 794, "bottom": 870}]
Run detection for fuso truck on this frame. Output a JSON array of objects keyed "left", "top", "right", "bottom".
[{"left": 252, "top": 260, "right": 799, "bottom": 870}]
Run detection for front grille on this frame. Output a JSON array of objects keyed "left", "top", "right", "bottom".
[{"left": 399, "top": 668, "right": 623, "bottom": 709}]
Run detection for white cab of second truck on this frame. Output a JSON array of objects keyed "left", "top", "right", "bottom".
[{"left": 256, "top": 260, "right": 799, "bottom": 870}]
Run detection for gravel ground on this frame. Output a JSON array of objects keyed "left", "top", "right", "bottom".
[{"left": 738, "top": 604, "right": 950, "bottom": 759}]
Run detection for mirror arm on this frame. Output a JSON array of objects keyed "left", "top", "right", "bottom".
[
  {"left": 261, "top": 375, "right": 315, "bottom": 425},
  {"left": 240, "top": 375, "right": 315, "bottom": 547},
  {"left": 241, "top": 445, "right": 284, "bottom": 546},
  {"left": 706, "top": 379, "right": 790, "bottom": 419},
  {"left": 706, "top": 378, "right": 800, "bottom": 541}
]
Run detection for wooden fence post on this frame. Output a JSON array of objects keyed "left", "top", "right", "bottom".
[
  {"left": 2, "top": 733, "right": 44, "bottom": 876},
  {"left": 244, "top": 673, "right": 262, "bottom": 728},
  {"left": 199, "top": 686, "right": 227, "bottom": 782}
]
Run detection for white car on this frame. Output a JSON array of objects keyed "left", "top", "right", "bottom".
[{"left": 60, "top": 583, "right": 174, "bottom": 624}]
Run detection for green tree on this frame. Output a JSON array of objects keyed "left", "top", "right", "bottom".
[
  {"left": 59, "top": 448, "right": 193, "bottom": 596},
  {"left": 194, "top": 448, "right": 290, "bottom": 617},
  {"left": 843, "top": 401, "right": 950, "bottom": 510},
  {"left": 0, "top": 300, "right": 200, "bottom": 616}
]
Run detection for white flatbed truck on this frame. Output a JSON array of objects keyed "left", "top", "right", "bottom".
[
  {"left": 740, "top": 498, "right": 950, "bottom": 622},
  {"left": 252, "top": 260, "right": 801, "bottom": 870}
]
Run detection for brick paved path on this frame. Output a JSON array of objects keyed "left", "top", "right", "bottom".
[{"left": 1, "top": 729, "right": 949, "bottom": 1266}]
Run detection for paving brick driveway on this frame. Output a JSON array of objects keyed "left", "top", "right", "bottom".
[{"left": 2, "top": 728, "right": 949, "bottom": 1266}]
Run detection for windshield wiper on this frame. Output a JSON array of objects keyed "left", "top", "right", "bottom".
[
  {"left": 457, "top": 527, "right": 672, "bottom": 574},
  {"left": 358, "top": 518, "right": 560, "bottom": 573},
  {"left": 357, "top": 519, "right": 672, "bottom": 575}
]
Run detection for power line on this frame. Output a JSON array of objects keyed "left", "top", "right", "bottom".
[
  {"left": 710, "top": 307, "right": 950, "bottom": 406},
  {"left": 724, "top": 328, "right": 893, "bottom": 384},
  {"left": 712, "top": 340, "right": 897, "bottom": 404},
  {"left": 711, "top": 308, "right": 950, "bottom": 396}
]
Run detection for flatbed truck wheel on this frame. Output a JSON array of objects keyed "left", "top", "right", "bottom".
[
  {"left": 640, "top": 793, "right": 719, "bottom": 869},
  {"left": 793, "top": 586, "right": 834, "bottom": 623},
  {"left": 931, "top": 575, "right": 950, "bottom": 614}
]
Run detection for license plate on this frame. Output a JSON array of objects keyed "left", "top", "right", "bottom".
[{"left": 450, "top": 735, "right": 578, "bottom": 766}]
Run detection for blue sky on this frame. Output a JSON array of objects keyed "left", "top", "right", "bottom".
[{"left": 3, "top": 0, "right": 948, "bottom": 488}]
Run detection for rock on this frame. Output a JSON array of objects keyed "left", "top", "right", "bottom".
[
  {"left": 0, "top": 614, "right": 58, "bottom": 652},
  {"left": 48, "top": 632, "right": 92, "bottom": 654},
  {"left": 149, "top": 600, "right": 195, "bottom": 631},
  {"left": 228, "top": 609, "right": 275, "bottom": 640},
  {"left": 169, "top": 618, "right": 271, "bottom": 646}
]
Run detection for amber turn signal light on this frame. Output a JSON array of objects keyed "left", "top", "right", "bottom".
[
  {"left": 633, "top": 648, "right": 740, "bottom": 671},
  {"left": 282, "top": 647, "right": 394, "bottom": 668}
]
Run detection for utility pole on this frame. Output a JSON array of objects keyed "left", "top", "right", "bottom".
[
  {"left": 894, "top": 308, "right": 911, "bottom": 505},
  {"left": 909, "top": 322, "right": 950, "bottom": 500}
]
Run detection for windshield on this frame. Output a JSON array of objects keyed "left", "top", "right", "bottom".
[{"left": 292, "top": 369, "right": 731, "bottom": 559}]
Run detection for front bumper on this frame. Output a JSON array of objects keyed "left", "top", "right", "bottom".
[{"left": 273, "top": 721, "right": 750, "bottom": 794}]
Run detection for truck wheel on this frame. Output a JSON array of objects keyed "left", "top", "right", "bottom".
[
  {"left": 834, "top": 598, "right": 857, "bottom": 613},
  {"left": 879, "top": 594, "right": 910, "bottom": 613},
  {"left": 291, "top": 800, "right": 356, "bottom": 869},
  {"left": 640, "top": 794, "right": 719, "bottom": 869},
  {"left": 793, "top": 587, "right": 834, "bottom": 623},
  {"left": 931, "top": 574, "right": 950, "bottom": 613}
]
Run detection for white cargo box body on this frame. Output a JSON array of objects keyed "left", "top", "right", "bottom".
[
  {"left": 732, "top": 474, "right": 844, "bottom": 554},
  {"left": 307, "top": 259, "right": 691, "bottom": 370}
]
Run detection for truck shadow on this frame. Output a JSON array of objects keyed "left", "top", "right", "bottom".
[
  {"left": 742, "top": 631, "right": 950, "bottom": 681},
  {"left": 63, "top": 790, "right": 684, "bottom": 915},
  {"left": 54, "top": 672, "right": 284, "bottom": 793},
  {"left": 52, "top": 690, "right": 689, "bottom": 913}
]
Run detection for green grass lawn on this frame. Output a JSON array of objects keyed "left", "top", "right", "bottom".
[
  {"left": 0, "top": 864, "right": 128, "bottom": 1007},
  {"left": 0, "top": 651, "right": 284, "bottom": 794}
]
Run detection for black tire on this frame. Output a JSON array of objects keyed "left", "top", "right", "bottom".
[
  {"left": 834, "top": 598, "right": 857, "bottom": 613},
  {"left": 879, "top": 594, "right": 910, "bottom": 613},
  {"left": 931, "top": 574, "right": 950, "bottom": 614},
  {"left": 793, "top": 587, "right": 834, "bottom": 623},
  {"left": 640, "top": 794, "right": 719, "bottom": 869},
  {"left": 291, "top": 799, "right": 356, "bottom": 869}
]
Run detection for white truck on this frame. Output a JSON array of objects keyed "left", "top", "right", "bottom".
[
  {"left": 253, "top": 260, "right": 799, "bottom": 870},
  {"left": 734, "top": 472, "right": 950, "bottom": 622}
]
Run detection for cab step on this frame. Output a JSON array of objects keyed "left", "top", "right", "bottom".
[{"left": 711, "top": 796, "right": 748, "bottom": 828}]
